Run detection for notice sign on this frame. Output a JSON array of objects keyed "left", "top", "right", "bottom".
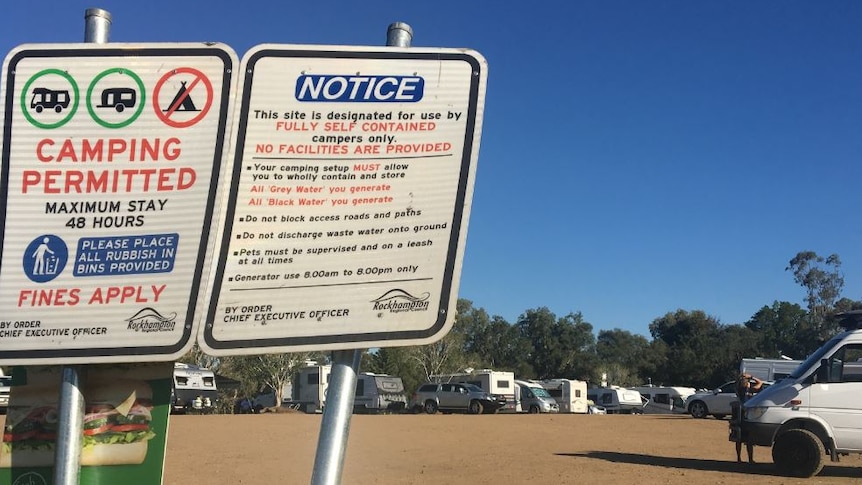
[
  {"left": 0, "top": 44, "right": 238, "bottom": 364},
  {"left": 203, "top": 45, "right": 487, "bottom": 353}
]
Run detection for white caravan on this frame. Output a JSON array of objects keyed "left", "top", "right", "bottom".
[
  {"left": 431, "top": 370, "right": 517, "bottom": 412},
  {"left": 740, "top": 358, "right": 803, "bottom": 382},
  {"left": 513, "top": 380, "right": 559, "bottom": 413},
  {"left": 353, "top": 372, "right": 408, "bottom": 414},
  {"left": 587, "top": 386, "right": 645, "bottom": 414},
  {"left": 283, "top": 365, "right": 408, "bottom": 414},
  {"left": 630, "top": 385, "right": 696, "bottom": 414},
  {"left": 536, "top": 379, "right": 589, "bottom": 413},
  {"left": 742, "top": 311, "right": 862, "bottom": 478},
  {"left": 171, "top": 363, "right": 218, "bottom": 414},
  {"left": 286, "top": 364, "right": 331, "bottom": 413}
]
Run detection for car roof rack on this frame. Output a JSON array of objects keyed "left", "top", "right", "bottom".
[{"left": 836, "top": 310, "right": 862, "bottom": 331}]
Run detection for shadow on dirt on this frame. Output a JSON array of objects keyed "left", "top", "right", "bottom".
[{"left": 557, "top": 452, "right": 862, "bottom": 478}]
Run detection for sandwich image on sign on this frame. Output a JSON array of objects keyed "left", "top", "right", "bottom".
[{"left": 1, "top": 377, "right": 155, "bottom": 468}]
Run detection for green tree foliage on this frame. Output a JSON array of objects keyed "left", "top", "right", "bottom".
[
  {"left": 515, "top": 308, "right": 596, "bottom": 380},
  {"left": 786, "top": 251, "right": 845, "bottom": 338},
  {"left": 596, "top": 329, "right": 653, "bottom": 386},
  {"left": 745, "top": 301, "right": 812, "bottom": 359},
  {"left": 649, "top": 310, "right": 727, "bottom": 388}
]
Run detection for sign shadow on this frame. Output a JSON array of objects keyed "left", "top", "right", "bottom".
[{"left": 556, "top": 451, "right": 862, "bottom": 479}]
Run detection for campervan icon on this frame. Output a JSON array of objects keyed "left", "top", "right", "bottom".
[
  {"left": 30, "top": 88, "right": 70, "bottom": 113},
  {"left": 97, "top": 87, "right": 136, "bottom": 112}
]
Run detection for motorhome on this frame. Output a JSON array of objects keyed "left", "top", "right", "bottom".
[
  {"left": 741, "top": 311, "right": 862, "bottom": 478},
  {"left": 536, "top": 379, "right": 589, "bottom": 413},
  {"left": 172, "top": 363, "right": 217, "bottom": 414},
  {"left": 587, "top": 386, "right": 645, "bottom": 414},
  {"left": 30, "top": 88, "right": 70, "bottom": 113},
  {"left": 513, "top": 380, "right": 559, "bottom": 413},
  {"left": 353, "top": 372, "right": 408, "bottom": 414},
  {"left": 630, "top": 385, "right": 696, "bottom": 414},
  {"left": 431, "top": 370, "right": 517, "bottom": 413},
  {"left": 739, "top": 358, "right": 803, "bottom": 382}
]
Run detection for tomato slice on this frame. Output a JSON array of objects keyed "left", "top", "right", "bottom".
[
  {"left": 109, "top": 424, "right": 149, "bottom": 433},
  {"left": 3, "top": 430, "right": 37, "bottom": 442},
  {"left": 82, "top": 423, "right": 111, "bottom": 436}
]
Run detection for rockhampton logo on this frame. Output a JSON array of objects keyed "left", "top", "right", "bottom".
[
  {"left": 126, "top": 307, "right": 177, "bottom": 333},
  {"left": 371, "top": 289, "right": 430, "bottom": 313}
]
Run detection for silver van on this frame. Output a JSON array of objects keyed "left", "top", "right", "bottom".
[{"left": 514, "top": 380, "right": 559, "bottom": 413}]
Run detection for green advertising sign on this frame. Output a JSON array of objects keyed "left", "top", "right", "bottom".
[{"left": 1, "top": 363, "right": 172, "bottom": 484}]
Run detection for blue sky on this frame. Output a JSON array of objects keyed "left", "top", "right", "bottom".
[{"left": 2, "top": 2, "right": 860, "bottom": 338}]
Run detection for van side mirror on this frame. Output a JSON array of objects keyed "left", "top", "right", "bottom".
[{"left": 816, "top": 359, "right": 831, "bottom": 383}]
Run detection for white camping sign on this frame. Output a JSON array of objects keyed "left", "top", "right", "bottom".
[
  {"left": 0, "top": 43, "right": 238, "bottom": 364},
  {"left": 203, "top": 45, "right": 487, "bottom": 354}
]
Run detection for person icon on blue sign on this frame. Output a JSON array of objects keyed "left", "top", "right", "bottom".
[{"left": 23, "top": 235, "right": 68, "bottom": 283}]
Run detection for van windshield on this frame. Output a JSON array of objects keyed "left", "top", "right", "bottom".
[
  {"left": 531, "top": 387, "right": 552, "bottom": 398},
  {"left": 789, "top": 334, "right": 843, "bottom": 379}
]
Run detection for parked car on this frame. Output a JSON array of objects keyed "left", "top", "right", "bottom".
[
  {"left": 686, "top": 380, "right": 771, "bottom": 419},
  {"left": 410, "top": 382, "right": 504, "bottom": 415},
  {"left": 0, "top": 375, "right": 11, "bottom": 413}
]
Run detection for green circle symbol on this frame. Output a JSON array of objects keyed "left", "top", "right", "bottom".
[
  {"left": 87, "top": 68, "right": 146, "bottom": 129},
  {"left": 20, "top": 69, "right": 79, "bottom": 129}
]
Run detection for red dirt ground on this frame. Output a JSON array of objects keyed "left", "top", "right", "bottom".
[{"left": 160, "top": 413, "right": 862, "bottom": 484}]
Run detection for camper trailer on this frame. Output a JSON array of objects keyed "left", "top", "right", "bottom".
[
  {"left": 630, "top": 385, "right": 696, "bottom": 414},
  {"left": 513, "top": 380, "right": 559, "bottom": 413},
  {"left": 739, "top": 358, "right": 803, "bottom": 382},
  {"left": 537, "top": 379, "right": 589, "bottom": 413},
  {"left": 283, "top": 363, "right": 331, "bottom": 414},
  {"left": 431, "top": 370, "right": 517, "bottom": 413},
  {"left": 353, "top": 373, "right": 408, "bottom": 414},
  {"left": 587, "top": 386, "right": 645, "bottom": 414},
  {"left": 172, "top": 363, "right": 218, "bottom": 414},
  {"left": 281, "top": 364, "right": 407, "bottom": 414}
]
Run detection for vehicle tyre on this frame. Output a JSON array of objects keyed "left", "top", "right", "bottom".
[
  {"left": 35, "top": 105, "right": 43, "bottom": 113},
  {"left": 423, "top": 400, "right": 438, "bottom": 414},
  {"left": 712, "top": 414, "right": 726, "bottom": 420},
  {"left": 116, "top": 104, "right": 125, "bottom": 113},
  {"left": 529, "top": 405, "right": 540, "bottom": 414},
  {"left": 772, "top": 428, "right": 825, "bottom": 478},
  {"left": 55, "top": 105, "right": 63, "bottom": 113},
  {"left": 468, "top": 400, "right": 483, "bottom": 415},
  {"left": 688, "top": 400, "right": 708, "bottom": 419}
]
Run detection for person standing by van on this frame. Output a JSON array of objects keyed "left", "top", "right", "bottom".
[{"left": 731, "top": 373, "right": 763, "bottom": 463}]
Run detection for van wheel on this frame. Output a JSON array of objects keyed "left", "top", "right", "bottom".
[
  {"left": 688, "top": 401, "right": 708, "bottom": 419},
  {"left": 529, "top": 405, "right": 540, "bottom": 414},
  {"left": 35, "top": 105, "right": 44, "bottom": 113},
  {"left": 54, "top": 105, "right": 63, "bottom": 113},
  {"left": 423, "top": 400, "right": 438, "bottom": 414},
  {"left": 468, "top": 400, "right": 483, "bottom": 415},
  {"left": 772, "top": 429, "right": 825, "bottom": 478}
]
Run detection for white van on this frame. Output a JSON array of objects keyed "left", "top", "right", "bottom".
[
  {"left": 742, "top": 311, "right": 862, "bottom": 477},
  {"left": 537, "top": 379, "right": 589, "bottom": 413},
  {"left": 513, "top": 380, "right": 559, "bottom": 413},
  {"left": 631, "top": 385, "right": 695, "bottom": 414}
]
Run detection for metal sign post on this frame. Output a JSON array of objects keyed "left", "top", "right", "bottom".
[
  {"left": 53, "top": 11, "right": 112, "bottom": 485},
  {"left": 310, "top": 23, "right": 414, "bottom": 485}
]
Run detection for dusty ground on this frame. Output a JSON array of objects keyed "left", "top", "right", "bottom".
[{"left": 160, "top": 413, "right": 862, "bottom": 485}]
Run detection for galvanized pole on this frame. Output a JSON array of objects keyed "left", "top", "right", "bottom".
[
  {"left": 84, "top": 8, "right": 112, "bottom": 43},
  {"left": 52, "top": 10, "right": 113, "bottom": 485},
  {"left": 309, "top": 22, "right": 413, "bottom": 485}
]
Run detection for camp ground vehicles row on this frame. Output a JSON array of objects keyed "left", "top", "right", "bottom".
[{"left": 171, "top": 362, "right": 701, "bottom": 416}]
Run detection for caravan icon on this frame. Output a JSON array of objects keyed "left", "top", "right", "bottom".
[
  {"left": 97, "top": 87, "right": 136, "bottom": 112},
  {"left": 30, "top": 88, "right": 70, "bottom": 113}
]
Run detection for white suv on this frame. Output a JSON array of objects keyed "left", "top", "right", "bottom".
[{"left": 685, "top": 381, "right": 738, "bottom": 419}]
